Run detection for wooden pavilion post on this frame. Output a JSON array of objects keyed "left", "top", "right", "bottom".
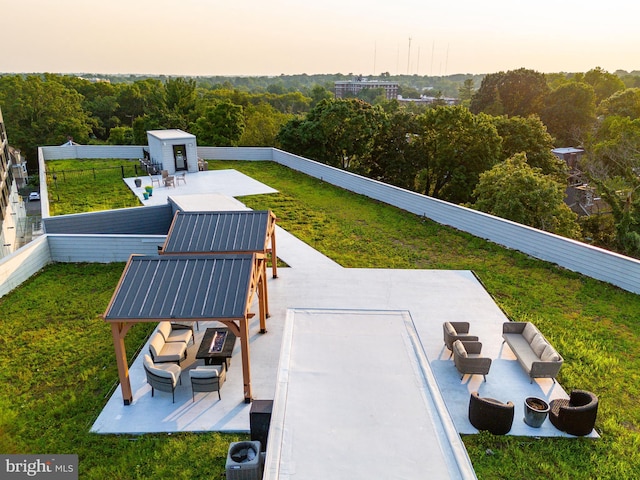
[
  {"left": 239, "top": 316, "right": 252, "bottom": 402},
  {"left": 268, "top": 211, "right": 278, "bottom": 278},
  {"left": 111, "top": 322, "right": 133, "bottom": 405}
]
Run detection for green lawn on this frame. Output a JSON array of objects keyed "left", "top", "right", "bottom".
[{"left": 2, "top": 159, "right": 639, "bottom": 479}]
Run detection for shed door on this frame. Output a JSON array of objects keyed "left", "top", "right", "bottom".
[{"left": 173, "top": 145, "right": 187, "bottom": 171}]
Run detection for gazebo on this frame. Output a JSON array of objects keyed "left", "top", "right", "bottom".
[
  {"left": 103, "top": 253, "right": 265, "bottom": 404},
  {"left": 160, "top": 210, "right": 278, "bottom": 331}
]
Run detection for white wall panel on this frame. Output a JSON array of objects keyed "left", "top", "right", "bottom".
[
  {"left": 0, "top": 236, "right": 51, "bottom": 297},
  {"left": 47, "top": 235, "right": 166, "bottom": 262},
  {"left": 271, "top": 149, "right": 640, "bottom": 295}
]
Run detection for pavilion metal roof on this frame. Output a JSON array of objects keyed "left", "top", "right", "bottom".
[
  {"left": 162, "top": 210, "right": 271, "bottom": 254},
  {"left": 103, "top": 254, "right": 254, "bottom": 321}
]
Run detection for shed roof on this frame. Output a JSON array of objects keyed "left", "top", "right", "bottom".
[
  {"left": 162, "top": 210, "right": 271, "bottom": 254},
  {"left": 146, "top": 129, "right": 196, "bottom": 141},
  {"left": 104, "top": 253, "right": 254, "bottom": 321}
]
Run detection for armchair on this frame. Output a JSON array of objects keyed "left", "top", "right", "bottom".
[
  {"left": 452, "top": 339, "right": 492, "bottom": 381},
  {"left": 443, "top": 322, "right": 479, "bottom": 356},
  {"left": 468, "top": 391, "right": 514, "bottom": 435},
  {"left": 143, "top": 354, "right": 182, "bottom": 403},
  {"left": 189, "top": 365, "right": 226, "bottom": 401},
  {"left": 549, "top": 389, "right": 598, "bottom": 436}
]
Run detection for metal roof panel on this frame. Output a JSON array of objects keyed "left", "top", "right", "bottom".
[{"left": 104, "top": 254, "right": 253, "bottom": 320}]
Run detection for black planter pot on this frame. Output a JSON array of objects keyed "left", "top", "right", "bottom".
[
  {"left": 134, "top": 178, "right": 142, "bottom": 188},
  {"left": 524, "top": 397, "right": 549, "bottom": 427}
]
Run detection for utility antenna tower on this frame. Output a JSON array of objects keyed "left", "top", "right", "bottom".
[{"left": 407, "top": 37, "right": 412, "bottom": 74}]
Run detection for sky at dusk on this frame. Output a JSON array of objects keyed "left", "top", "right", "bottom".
[{"left": 2, "top": 0, "right": 639, "bottom": 77}]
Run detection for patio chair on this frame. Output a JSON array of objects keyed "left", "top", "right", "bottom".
[
  {"left": 452, "top": 339, "right": 492, "bottom": 381},
  {"left": 189, "top": 364, "right": 226, "bottom": 401},
  {"left": 162, "top": 170, "right": 175, "bottom": 188},
  {"left": 157, "top": 321, "right": 194, "bottom": 346},
  {"left": 175, "top": 171, "right": 187, "bottom": 185},
  {"left": 468, "top": 391, "right": 514, "bottom": 435},
  {"left": 148, "top": 331, "right": 187, "bottom": 364},
  {"left": 549, "top": 390, "right": 598, "bottom": 436},
  {"left": 443, "top": 322, "right": 479, "bottom": 357},
  {"left": 143, "top": 354, "right": 182, "bottom": 403},
  {"left": 149, "top": 173, "right": 161, "bottom": 188}
]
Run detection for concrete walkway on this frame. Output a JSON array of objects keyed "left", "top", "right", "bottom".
[{"left": 92, "top": 168, "right": 594, "bottom": 477}]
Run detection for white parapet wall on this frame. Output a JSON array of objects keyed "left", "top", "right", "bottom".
[{"left": 25, "top": 145, "right": 640, "bottom": 297}]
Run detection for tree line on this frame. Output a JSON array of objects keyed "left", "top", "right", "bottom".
[{"left": 1, "top": 68, "right": 640, "bottom": 257}]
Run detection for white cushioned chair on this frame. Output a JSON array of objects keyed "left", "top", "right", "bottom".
[
  {"left": 158, "top": 321, "right": 194, "bottom": 346},
  {"left": 149, "top": 331, "right": 187, "bottom": 364},
  {"left": 143, "top": 354, "right": 182, "bottom": 403},
  {"left": 189, "top": 365, "right": 226, "bottom": 401}
]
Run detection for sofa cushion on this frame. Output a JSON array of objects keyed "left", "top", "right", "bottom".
[
  {"left": 530, "top": 334, "right": 548, "bottom": 358},
  {"left": 445, "top": 322, "right": 457, "bottom": 336},
  {"left": 149, "top": 333, "right": 165, "bottom": 359},
  {"left": 541, "top": 344, "right": 561, "bottom": 362},
  {"left": 453, "top": 340, "right": 467, "bottom": 357},
  {"left": 190, "top": 366, "right": 224, "bottom": 379},
  {"left": 522, "top": 323, "right": 539, "bottom": 344}
]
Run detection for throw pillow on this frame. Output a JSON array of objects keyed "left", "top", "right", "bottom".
[
  {"left": 541, "top": 345, "right": 561, "bottom": 362},
  {"left": 530, "top": 334, "right": 548, "bottom": 358},
  {"left": 522, "top": 323, "right": 539, "bottom": 343}
]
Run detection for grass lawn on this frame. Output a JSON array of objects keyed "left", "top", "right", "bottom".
[{"left": 2, "top": 159, "right": 639, "bottom": 478}]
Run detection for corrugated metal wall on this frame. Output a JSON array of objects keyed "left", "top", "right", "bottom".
[
  {"left": 40, "top": 145, "right": 145, "bottom": 160},
  {"left": 270, "top": 149, "right": 640, "bottom": 295},
  {"left": 34, "top": 145, "right": 640, "bottom": 295},
  {"left": 47, "top": 235, "right": 166, "bottom": 263},
  {"left": 43, "top": 204, "right": 174, "bottom": 235}
]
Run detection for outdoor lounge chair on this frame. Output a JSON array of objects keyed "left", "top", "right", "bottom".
[
  {"left": 549, "top": 390, "right": 598, "bottom": 436},
  {"left": 143, "top": 354, "right": 182, "bottom": 403},
  {"left": 157, "top": 321, "right": 194, "bottom": 346},
  {"left": 175, "top": 171, "right": 187, "bottom": 185},
  {"left": 148, "top": 331, "right": 187, "bottom": 364},
  {"left": 189, "top": 365, "right": 226, "bottom": 401},
  {"left": 149, "top": 173, "right": 161, "bottom": 188},
  {"left": 468, "top": 391, "right": 514, "bottom": 435},
  {"left": 452, "top": 339, "right": 492, "bottom": 381},
  {"left": 443, "top": 322, "right": 479, "bottom": 357}
]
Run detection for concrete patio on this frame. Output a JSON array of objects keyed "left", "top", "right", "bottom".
[{"left": 91, "top": 168, "right": 595, "bottom": 477}]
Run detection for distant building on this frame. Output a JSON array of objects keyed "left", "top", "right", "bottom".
[
  {"left": 552, "top": 147, "right": 609, "bottom": 216},
  {"left": 0, "top": 106, "right": 31, "bottom": 257},
  {"left": 334, "top": 76, "right": 399, "bottom": 100},
  {"left": 396, "top": 95, "right": 459, "bottom": 106}
]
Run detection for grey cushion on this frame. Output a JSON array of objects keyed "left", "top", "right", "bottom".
[
  {"left": 530, "top": 334, "right": 548, "bottom": 358},
  {"left": 190, "top": 366, "right": 224, "bottom": 379},
  {"left": 522, "top": 323, "right": 539, "bottom": 344},
  {"left": 541, "top": 344, "right": 561, "bottom": 362},
  {"left": 445, "top": 322, "right": 457, "bottom": 336},
  {"left": 453, "top": 340, "right": 467, "bottom": 358}
]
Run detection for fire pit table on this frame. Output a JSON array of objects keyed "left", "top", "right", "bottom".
[{"left": 196, "top": 327, "right": 237, "bottom": 368}]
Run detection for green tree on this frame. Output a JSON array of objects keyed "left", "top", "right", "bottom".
[
  {"left": 578, "top": 67, "right": 625, "bottom": 105},
  {"left": 540, "top": 81, "right": 596, "bottom": 146},
  {"left": 239, "top": 103, "right": 292, "bottom": 146},
  {"left": 473, "top": 153, "right": 581, "bottom": 238},
  {"left": 107, "top": 126, "right": 134, "bottom": 145},
  {"left": 458, "top": 78, "right": 475, "bottom": 106},
  {"left": 277, "top": 98, "right": 385, "bottom": 172},
  {"left": 190, "top": 101, "right": 245, "bottom": 146},
  {"left": 491, "top": 115, "right": 566, "bottom": 179},
  {"left": 0, "top": 74, "right": 94, "bottom": 165},
  {"left": 412, "top": 106, "right": 502, "bottom": 203},
  {"left": 598, "top": 88, "right": 640, "bottom": 119},
  {"left": 470, "top": 68, "right": 549, "bottom": 118},
  {"left": 368, "top": 110, "right": 420, "bottom": 190}
]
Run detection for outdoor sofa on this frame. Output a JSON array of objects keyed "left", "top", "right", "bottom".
[{"left": 502, "top": 322, "right": 563, "bottom": 383}]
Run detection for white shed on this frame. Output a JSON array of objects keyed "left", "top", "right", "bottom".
[{"left": 146, "top": 129, "right": 198, "bottom": 174}]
